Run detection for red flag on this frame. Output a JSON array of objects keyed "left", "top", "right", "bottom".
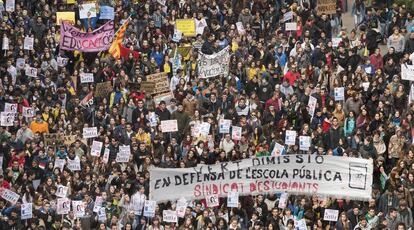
[{"left": 119, "top": 44, "right": 140, "bottom": 59}]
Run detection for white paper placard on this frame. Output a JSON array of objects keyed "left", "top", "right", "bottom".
[
  {"left": 271, "top": 142, "right": 285, "bottom": 156},
  {"left": 206, "top": 194, "right": 219, "bottom": 207},
  {"left": 4, "top": 103, "right": 17, "bottom": 113},
  {"left": 54, "top": 158, "right": 66, "bottom": 170},
  {"left": 56, "top": 185, "right": 69, "bottom": 198},
  {"left": 79, "top": 3, "right": 97, "bottom": 19},
  {"left": 57, "top": 198, "right": 71, "bottom": 215},
  {"left": 83, "top": 127, "right": 98, "bottom": 138},
  {"left": 161, "top": 120, "right": 178, "bottom": 133},
  {"left": 219, "top": 119, "right": 231, "bottom": 133},
  {"left": 296, "top": 219, "right": 307, "bottom": 230},
  {"left": 231, "top": 126, "right": 242, "bottom": 140},
  {"left": 332, "top": 38, "right": 342, "bottom": 47},
  {"left": 80, "top": 73, "right": 94, "bottom": 83},
  {"left": 91, "top": 140, "right": 103, "bottom": 157},
  {"left": 0, "top": 112, "right": 15, "bottom": 126},
  {"left": 2, "top": 37, "right": 9, "bottom": 50},
  {"left": 163, "top": 210, "right": 178, "bottom": 223},
  {"left": 5, "top": 0, "right": 15, "bottom": 12},
  {"left": 324, "top": 209, "right": 339, "bottom": 221},
  {"left": 285, "top": 130, "right": 297, "bottom": 145},
  {"left": 67, "top": 158, "right": 81, "bottom": 171},
  {"left": 103, "top": 148, "right": 110, "bottom": 164},
  {"left": 299, "top": 136, "right": 311, "bottom": 151},
  {"left": 24, "top": 37, "right": 34, "bottom": 50},
  {"left": 143, "top": 200, "right": 156, "bottom": 217},
  {"left": 334, "top": 87, "right": 345, "bottom": 101},
  {"left": 116, "top": 145, "right": 131, "bottom": 163},
  {"left": 25, "top": 67, "right": 38, "bottom": 77},
  {"left": 21, "top": 203, "right": 33, "bottom": 219},
  {"left": 0, "top": 189, "right": 19, "bottom": 204},
  {"left": 236, "top": 22, "right": 246, "bottom": 34},
  {"left": 285, "top": 22, "right": 297, "bottom": 31},
  {"left": 57, "top": 57, "right": 68, "bottom": 67},
  {"left": 283, "top": 11, "right": 293, "bottom": 22},
  {"left": 98, "top": 207, "right": 106, "bottom": 221},
  {"left": 22, "top": 107, "right": 35, "bottom": 118},
  {"left": 176, "top": 198, "right": 187, "bottom": 217},
  {"left": 93, "top": 196, "right": 103, "bottom": 213},
  {"left": 16, "top": 58, "right": 25, "bottom": 69},
  {"left": 402, "top": 64, "right": 414, "bottom": 81},
  {"left": 278, "top": 193, "right": 288, "bottom": 209},
  {"left": 227, "top": 192, "right": 238, "bottom": 208},
  {"left": 72, "top": 200, "right": 85, "bottom": 217}
]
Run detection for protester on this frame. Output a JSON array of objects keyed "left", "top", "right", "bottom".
[{"left": 0, "top": 0, "right": 414, "bottom": 229}]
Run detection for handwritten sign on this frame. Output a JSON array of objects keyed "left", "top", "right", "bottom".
[
  {"left": 80, "top": 73, "right": 94, "bottom": 83},
  {"left": 317, "top": 0, "right": 337, "bottom": 15},
  {"left": 175, "top": 19, "right": 196, "bottom": 37},
  {"left": 285, "top": 22, "right": 297, "bottom": 31},
  {"left": 161, "top": 120, "right": 178, "bottom": 133},
  {"left": 116, "top": 145, "right": 131, "bottom": 163},
  {"left": 324, "top": 209, "right": 339, "bottom": 221},
  {"left": 0, "top": 189, "right": 19, "bottom": 204},
  {"left": 94, "top": 81, "right": 112, "bottom": 97},
  {"left": 79, "top": 3, "right": 97, "bottom": 19},
  {"left": 83, "top": 127, "right": 98, "bottom": 138}
]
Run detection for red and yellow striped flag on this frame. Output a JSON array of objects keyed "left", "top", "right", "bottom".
[{"left": 109, "top": 18, "right": 130, "bottom": 59}]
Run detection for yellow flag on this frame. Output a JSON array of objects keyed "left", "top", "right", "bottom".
[{"left": 109, "top": 18, "right": 130, "bottom": 59}]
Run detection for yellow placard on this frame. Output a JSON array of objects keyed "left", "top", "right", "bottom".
[
  {"left": 66, "top": 0, "right": 76, "bottom": 4},
  {"left": 176, "top": 19, "right": 196, "bottom": 37},
  {"left": 56, "top": 12, "right": 76, "bottom": 25}
]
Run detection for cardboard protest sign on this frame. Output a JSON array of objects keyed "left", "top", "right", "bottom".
[
  {"left": 95, "top": 81, "right": 112, "bottom": 97},
  {"left": 79, "top": 3, "right": 97, "bottom": 19},
  {"left": 56, "top": 12, "right": 76, "bottom": 25},
  {"left": 60, "top": 21, "right": 114, "bottom": 52},
  {"left": 146, "top": 72, "right": 170, "bottom": 94},
  {"left": 140, "top": 82, "right": 156, "bottom": 94},
  {"left": 175, "top": 19, "right": 196, "bottom": 36},
  {"left": 198, "top": 46, "right": 230, "bottom": 78},
  {"left": 317, "top": 0, "right": 337, "bottom": 15},
  {"left": 161, "top": 120, "right": 178, "bottom": 133}
]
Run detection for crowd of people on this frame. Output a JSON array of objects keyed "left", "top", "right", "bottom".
[{"left": 0, "top": 0, "right": 414, "bottom": 229}]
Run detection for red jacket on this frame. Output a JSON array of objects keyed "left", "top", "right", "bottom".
[
  {"left": 369, "top": 53, "right": 383, "bottom": 71},
  {"left": 284, "top": 71, "right": 300, "bottom": 86}
]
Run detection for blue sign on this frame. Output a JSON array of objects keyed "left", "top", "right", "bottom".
[{"left": 99, "top": 6, "right": 114, "bottom": 20}]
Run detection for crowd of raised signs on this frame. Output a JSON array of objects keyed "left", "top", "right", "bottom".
[{"left": 1, "top": 0, "right": 414, "bottom": 229}]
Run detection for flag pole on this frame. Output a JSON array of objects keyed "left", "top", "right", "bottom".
[{"left": 114, "top": 15, "right": 132, "bottom": 35}]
